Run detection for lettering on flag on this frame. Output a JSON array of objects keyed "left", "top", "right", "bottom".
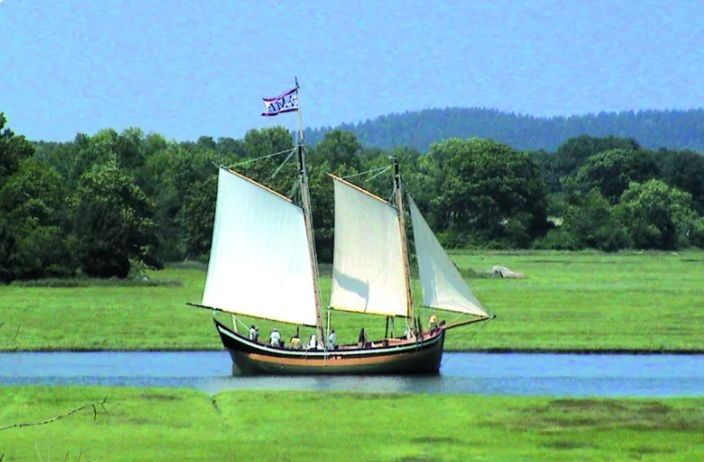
[{"left": 262, "top": 87, "right": 299, "bottom": 116}]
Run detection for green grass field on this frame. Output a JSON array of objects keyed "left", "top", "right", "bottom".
[
  {"left": 1, "top": 387, "right": 703, "bottom": 461},
  {"left": 1, "top": 250, "right": 702, "bottom": 351}
]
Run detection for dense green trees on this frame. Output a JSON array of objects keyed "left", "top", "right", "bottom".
[
  {"left": 561, "top": 190, "right": 630, "bottom": 251},
  {"left": 74, "top": 161, "right": 161, "bottom": 278},
  {"left": 179, "top": 176, "right": 217, "bottom": 259},
  {"left": 573, "top": 148, "right": 659, "bottom": 202},
  {"left": 553, "top": 136, "right": 640, "bottom": 178},
  {"left": 0, "top": 114, "right": 34, "bottom": 180},
  {"left": 2, "top": 108, "right": 704, "bottom": 283},
  {"left": 537, "top": 136, "right": 704, "bottom": 252},
  {"left": 0, "top": 116, "right": 75, "bottom": 281},
  {"left": 656, "top": 149, "right": 704, "bottom": 213},
  {"left": 422, "top": 138, "right": 548, "bottom": 247},
  {"left": 1, "top": 116, "right": 167, "bottom": 281},
  {"left": 314, "top": 129, "right": 363, "bottom": 171},
  {"left": 0, "top": 159, "right": 74, "bottom": 281},
  {"left": 618, "top": 180, "right": 698, "bottom": 250}
]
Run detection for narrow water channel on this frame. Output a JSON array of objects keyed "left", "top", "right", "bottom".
[{"left": 2, "top": 352, "right": 703, "bottom": 397}]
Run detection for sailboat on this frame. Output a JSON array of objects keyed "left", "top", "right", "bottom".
[{"left": 190, "top": 83, "right": 493, "bottom": 375}]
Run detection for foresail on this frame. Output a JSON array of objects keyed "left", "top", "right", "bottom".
[
  {"left": 202, "top": 168, "right": 318, "bottom": 326},
  {"left": 330, "top": 177, "right": 409, "bottom": 317},
  {"left": 409, "top": 197, "right": 488, "bottom": 317}
]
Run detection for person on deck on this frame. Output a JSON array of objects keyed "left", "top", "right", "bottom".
[
  {"left": 429, "top": 315, "right": 438, "bottom": 331},
  {"left": 269, "top": 328, "right": 281, "bottom": 347},
  {"left": 290, "top": 334, "right": 301, "bottom": 349},
  {"left": 249, "top": 325, "right": 258, "bottom": 342},
  {"left": 327, "top": 329, "right": 336, "bottom": 350},
  {"left": 358, "top": 328, "right": 367, "bottom": 348},
  {"left": 308, "top": 334, "right": 317, "bottom": 349}
]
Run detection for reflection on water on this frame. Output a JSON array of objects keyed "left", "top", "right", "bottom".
[{"left": 1, "top": 351, "right": 704, "bottom": 397}]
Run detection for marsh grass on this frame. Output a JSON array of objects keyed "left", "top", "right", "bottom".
[
  {"left": 0, "top": 250, "right": 702, "bottom": 351},
  {"left": 0, "top": 388, "right": 702, "bottom": 461},
  {"left": 10, "top": 277, "right": 182, "bottom": 288},
  {"left": 458, "top": 267, "right": 493, "bottom": 278},
  {"left": 514, "top": 398, "right": 704, "bottom": 432},
  {"left": 166, "top": 260, "right": 208, "bottom": 270}
]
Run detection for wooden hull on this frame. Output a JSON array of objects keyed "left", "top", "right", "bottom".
[{"left": 214, "top": 319, "right": 444, "bottom": 375}]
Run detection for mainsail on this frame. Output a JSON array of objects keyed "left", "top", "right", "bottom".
[
  {"left": 329, "top": 177, "right": 409, "bottom": 317},
  {"left": 408, "top": 197, "right": 488, "bottom": 317},
  {"left": 202, "top": 168, "right": 318, "bottom": 326}
]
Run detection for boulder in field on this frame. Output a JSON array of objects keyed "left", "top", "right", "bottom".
[{"left": 488, "top": 265, "right": 525, "bottom": 279}]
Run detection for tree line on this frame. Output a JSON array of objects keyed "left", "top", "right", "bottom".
[
  {"left": 1, "top": 113, "right": 703, "bottom": 282},
  {"left": 305, "top": 108, "right": 704, "bottom": 152}
]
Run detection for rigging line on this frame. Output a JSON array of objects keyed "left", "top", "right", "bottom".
[
  {"left": 229, "top": 147, "right": 297, "bottom": 168},
  {"left": 269, "top": 148, "right": 297, "bottom": 180},
  {"left": 339, "top": 165, "right": 391, "bottom": 181},
  {"left": 288, "top": 179, "right": 301, "bottom": 200},
  {"left": 365, "top": 166, "right": 393, "bottom": 183},
  {"left": 448, "top": 312, "right": 466, "bottom": 326},
  {"left": 232, "top": 315, "right": 251, "bottom": 331},
  {"left": 478, "top": 296, "right": 494, "bottom": 317}
]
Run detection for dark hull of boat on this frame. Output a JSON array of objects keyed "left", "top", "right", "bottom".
[{"left": 214, "top": 319, "right": 444, "bottom": 375}]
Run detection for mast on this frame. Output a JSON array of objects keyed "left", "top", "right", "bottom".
[
  {"left": 295, "top": 79, "right": 326, "bottom": 346},
  {"left": 392, "top": 157, "right": 415, "bottom": 333}
]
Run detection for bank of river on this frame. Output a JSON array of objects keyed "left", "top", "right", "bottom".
[
  {"left": 3, "top": 351, "right": 703, "bottom": 397},
  {"left": 2, "top": 252, "right": 703, "bottom": 352}
]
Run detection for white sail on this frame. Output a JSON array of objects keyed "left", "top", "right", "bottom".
[
  {"left": 330, "top": 177, "right": 409, "bottom": 317},
  {"left": 409, "top": 197, "right": 488, "bottom": 317},
  {"left": 202, "top": 168, "right": 318, "bottom": 326}
]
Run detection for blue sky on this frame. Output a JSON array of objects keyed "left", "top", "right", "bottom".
[{"left": 2, "top": 0, "right": 703, "bottom": 141}]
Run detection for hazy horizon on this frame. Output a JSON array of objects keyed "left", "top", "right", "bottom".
[{"left": 8, "top": 106, "right": 702, "bottom": 144}]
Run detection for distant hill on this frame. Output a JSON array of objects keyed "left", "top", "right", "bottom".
[{"left": 303, "top": 108, "right": 704, "bottom": 152}]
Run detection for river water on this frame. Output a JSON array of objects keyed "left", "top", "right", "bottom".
[{"left": 1, "top": 352, "right": 703, "bottom": 397}]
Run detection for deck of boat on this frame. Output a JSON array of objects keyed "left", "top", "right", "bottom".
[{"left": 214, "top": 318, "right": 445, "bottom": 375}]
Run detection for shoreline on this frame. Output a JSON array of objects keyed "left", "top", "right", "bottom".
[{"left": 2, "top": 347, "right": 704, "bottom": 355}]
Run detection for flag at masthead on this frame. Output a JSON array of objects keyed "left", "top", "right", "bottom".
[{"left": 261, "top": 86, "right": 299, "bottom": 117}]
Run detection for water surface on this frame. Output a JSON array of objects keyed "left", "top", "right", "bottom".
[{"left": 1, "top": 351, "right": 703, "bottom": 397}]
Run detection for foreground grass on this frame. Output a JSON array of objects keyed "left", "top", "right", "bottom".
[
  {"left": 0, "top": 250, "right": 702, "bottom": 351},
  {"left": 0, "top": 387, "right": 703, "bottom": 461}
]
